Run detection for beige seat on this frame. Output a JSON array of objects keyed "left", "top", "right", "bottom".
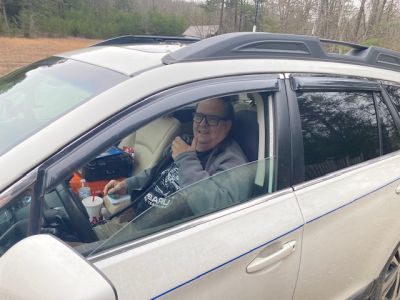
[{"left": 119, "top": 116, "right": 181, "bottom": 175}]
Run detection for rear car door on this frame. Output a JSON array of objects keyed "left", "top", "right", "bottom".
[
  {"left": 38, "top": 74, "right": 304, "bottom": 299},
  {"left": 286, "top": 74, "right": 400, "bottom": 299}
]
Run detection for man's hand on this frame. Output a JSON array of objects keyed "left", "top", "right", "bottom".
[
  {"left": 172, "top": 136, "right": 198, "bottom": 160},
  {"left": 103, "top": 179, "right": 127, "bottom": 196}
]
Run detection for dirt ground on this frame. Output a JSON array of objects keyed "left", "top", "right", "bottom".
[{"left": 0, "top": 37, "right": 98, "bottom": 76}]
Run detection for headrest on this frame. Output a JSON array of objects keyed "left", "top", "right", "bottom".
[{"left": 232, "top": 110, "right": 259, "bottom": 162}]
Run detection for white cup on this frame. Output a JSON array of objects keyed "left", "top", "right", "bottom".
[{"left": 82, "top": 196, "right": 103, "bottom": 224}]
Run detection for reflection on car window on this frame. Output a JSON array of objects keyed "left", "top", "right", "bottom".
[
  {"left": 0, "top": 190, "right": 32, "bottom": 256},
  {"left": 88, "top": 158, "right": 272, "bottom": 256},
  {"left": 297, "top": 91, "right": 379, "bottom": 180},
  {"left": 385, "top": 84, "right": 400, "bottom": 112},
  {"left": 0, "top": 57, "right": 127, "bottom": 155},
  {"left": 375, "top": 93, "right": 400, "bottom": 154}
]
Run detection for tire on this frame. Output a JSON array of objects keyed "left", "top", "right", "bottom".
[{"left": 373, "top": 242, "right": 400, "bottom": 300}]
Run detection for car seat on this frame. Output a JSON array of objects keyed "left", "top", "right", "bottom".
[
  {"left": 232, "top": 93, "right": 269, "bottom": 198},
  {"left": 232, "top": 109, "right": 259, "bottom": 162},
  {"left": 119, "top": 116, "right": 181, "bottom": 175}
]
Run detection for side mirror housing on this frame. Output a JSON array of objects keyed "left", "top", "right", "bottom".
[{"left": 0, "top": 234, "right": 117, "bottom": 300}]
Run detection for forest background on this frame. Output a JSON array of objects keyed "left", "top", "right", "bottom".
[{"left": 0, "top": 0, "right": 399, "bottom": 75}]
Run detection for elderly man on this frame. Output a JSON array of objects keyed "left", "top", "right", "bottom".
[{"left": 103, "top": 97, "right": 249, "bottom": 219}]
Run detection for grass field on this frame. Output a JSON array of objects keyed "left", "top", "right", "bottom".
[{"left": 0, "top": 37, "right": 98, "bottom": 76}]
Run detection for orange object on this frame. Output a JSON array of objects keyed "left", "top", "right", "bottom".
[{"left": 69, "top": 172, "right": 124, "bottom": 197}]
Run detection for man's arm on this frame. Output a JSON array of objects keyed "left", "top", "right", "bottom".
[
  {"left": 124, "top": 168, "right": 153, "bottom": 194},
  {"left": 174, "top": 144, "right": 254, "bottom": 214}
]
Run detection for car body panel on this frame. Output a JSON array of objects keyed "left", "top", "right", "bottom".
[
  {"left": 58, "top": 44, "right": 184, "bottom": 76},
  {"left": 93, "top": 191, "right": 304, "bottom": 299},
  {"left": 293, "top": 152, "right": 400, "bottom": 299}
]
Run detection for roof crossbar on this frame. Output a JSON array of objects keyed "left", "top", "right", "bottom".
[
  {"left": 162, "top": 32, "right": 400, "bottom": 73},
  {"left": 91, "top": 35, "right": 200, "bottom": 47}
]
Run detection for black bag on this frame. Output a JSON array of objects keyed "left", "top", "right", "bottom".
[{"left": 83, "top": 147, "right": 134, "bottom": 182}]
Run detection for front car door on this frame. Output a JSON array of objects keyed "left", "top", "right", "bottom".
[{"left": 34, "top": 74, "right": 304, "bottom": 299}]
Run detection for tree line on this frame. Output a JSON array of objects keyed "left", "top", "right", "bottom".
[{"left": 0, "top": 0, "right": 399, "bottom": 50}]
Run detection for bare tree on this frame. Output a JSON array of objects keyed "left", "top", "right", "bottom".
[
  {"left": 336, "top": 0, "right": 347, "bottom": 41},
  {"left": 219, "top": 0, "right": 225, "bottom": 33},
  {"left": 353, "top": 0, "right": 367, "bottom": 40},
  {"left": 0, "top": 0, "right": 9, "bottom": 32}
]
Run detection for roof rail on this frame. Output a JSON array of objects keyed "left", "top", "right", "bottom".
[
  {"left": 320, "top": 38, "right": 368, "bottom": 50},
  {"left": 91, "top": 35, "right": 200, "bottom": 47},
  {"left": 162, "top": 32, "right": 400, "bottom": 73}
]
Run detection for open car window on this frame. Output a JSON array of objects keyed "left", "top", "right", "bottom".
[
  {"left": 33, "top": 91, "right": 275, "bottom": 256},
  {"left": 87, "top": 157, "right": 274, "bottom": 256}
]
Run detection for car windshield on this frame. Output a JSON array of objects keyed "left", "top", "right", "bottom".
[{"left": 0, "top": 57, "right": 127, "bottom": 155}]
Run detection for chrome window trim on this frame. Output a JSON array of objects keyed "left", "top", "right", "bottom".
[
  {"left": 88, "top": 187, "right": 294, "bottom": 263},
  {"left": 293, "top": 149, "right": 400, "bottom": 191}
]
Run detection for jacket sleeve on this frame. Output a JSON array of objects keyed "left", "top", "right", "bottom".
[
  {"left": 175, "top": 151, "right": 211, "bottom": 186},
  {"left": 174, "top": 149, "right": 254, "bottom": 215},
  {"left": 124, "top": 167, "right": 153, "bottom": 195}
]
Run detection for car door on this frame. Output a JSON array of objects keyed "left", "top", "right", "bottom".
[
  {"left": 35, "top": 74, "right": 304, "bottom": 299},
  {"left": 286, "top": 74, "right": 400, "bottom": 299}
]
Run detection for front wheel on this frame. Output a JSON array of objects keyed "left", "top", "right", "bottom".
[{"left": 374, "top": 242, "right": 400, "bottom": 300}]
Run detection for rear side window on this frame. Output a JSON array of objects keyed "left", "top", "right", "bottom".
[
  {"left": 384, "top": 84, "right": 400, "bottom": 112},
  {"left": 297, "top": 91, "right": 379, "bottom": 180},
  {"left": 375, "top": 93, "right": 400, "bottom": 154}
]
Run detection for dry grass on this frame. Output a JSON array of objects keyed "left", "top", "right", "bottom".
[{"left": 0, "top": 37, "right": 98, "bottom": 76}]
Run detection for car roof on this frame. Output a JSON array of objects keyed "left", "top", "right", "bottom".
[
  {"left": 58, "top": 31, "right": 400, "bottom": 79},
  {"left": 58, "top": 43, "right": 187, "bottom": 76}
]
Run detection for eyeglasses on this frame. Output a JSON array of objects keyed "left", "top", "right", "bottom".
[{"left": 193, "top": 112, "right": 228, "bottom": 126}]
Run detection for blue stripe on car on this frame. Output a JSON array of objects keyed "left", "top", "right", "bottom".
[
  {"left": 306, "top": 175, "right": 400, "bottom": 224},
  {"left": 151, "top": 224, "right": 303, "bottom": 299},
  {"left": 152, "top": 175, "right": 400, "bottom": 299}
]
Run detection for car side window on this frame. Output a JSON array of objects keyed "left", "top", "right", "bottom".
[
  {"left": 88, "top": 159, "right": 266, "bottom": 255},
  {"left": 384, "top": 84, "right": 400, "bottom": 112},
  {"left": 0, "top": 189, "right": 32, "bottom": 256},
  {"left": 41, "top": 91, "right": 277, "bottom": 256},
  {"left": 297, "top": 91, "right": 380, "bottom": 180},
  {"left": 375, "top": 93, "right": 400, "bottom": 154}
]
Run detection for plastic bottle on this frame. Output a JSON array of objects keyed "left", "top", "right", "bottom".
[{"left": 78, "top": 179, "right": 91, "bottom": 200}]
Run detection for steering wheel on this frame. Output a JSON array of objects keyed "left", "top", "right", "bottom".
[{"left": 56, "top": 183, "right": 98, "bottom": 243}]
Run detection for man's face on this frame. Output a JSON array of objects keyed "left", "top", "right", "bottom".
[{"left": 193, "top": 98, "right": 232, "bottom": 152}]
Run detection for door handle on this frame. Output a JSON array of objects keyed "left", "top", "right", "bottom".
[
  {"left": 247, "top": 241, "right": 296, "bottom": 273},
  {"left": 395, "top": 185, "right": 400, "bottom": 194}
]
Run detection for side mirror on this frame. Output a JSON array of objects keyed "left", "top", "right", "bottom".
[{"left": 0, "top": 235, "right": 117, "bottom": 300}]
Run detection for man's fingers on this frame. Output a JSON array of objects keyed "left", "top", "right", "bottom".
[
  {"left": 191, "top": 136, "right": 198, "bottom": 151},
  {"left": 174, "top": 136, "right": 184, "bottom": 144},
  {"left": 103, "top": 180, "right": 116, "bottom": 195}
]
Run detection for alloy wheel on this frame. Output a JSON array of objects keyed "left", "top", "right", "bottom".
[{"left": 380, "top": 246, "right": 400, "bottom": 300}]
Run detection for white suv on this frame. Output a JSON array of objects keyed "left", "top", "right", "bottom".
[{"left": 1, "top": 32, "right": 400, "bottom": 300}]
